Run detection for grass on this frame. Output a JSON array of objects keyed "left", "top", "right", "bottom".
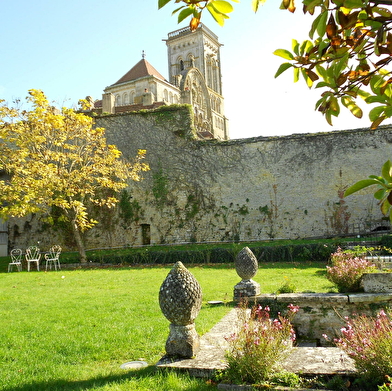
[{"left": 0, "top": 261, "right": 335, "bottom": 391}]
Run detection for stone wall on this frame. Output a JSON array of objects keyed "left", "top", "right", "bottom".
[
  {"left": 255, "top": 292, "right": 392, "bottom": 345},
  {"left": 8, "top": 106, "right": 392, "bottom": 251}
]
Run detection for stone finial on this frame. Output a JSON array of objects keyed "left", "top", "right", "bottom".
[
  {"left": 234, "top": 247, "right": 260, "bottom": 300},
  {"left": 159, "top": 261, "right": 202, "bottom": 357},
  {"left": 235, "top": 246, "right": 258, "bottom": 280}
]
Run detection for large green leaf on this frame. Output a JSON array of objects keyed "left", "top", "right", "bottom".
[
  {"left": 206, "top": 3, "right": 229, "bottom": 26},
  {"left": 274, "top": 63, "right": 293, "bottom": 78},
  {"left": 158, "top": 0, "right": 172, "bottom": 9},
  {"left": 381, "top": 160, "right": 392, "bottom": 183},
  {"left": 374, "top": 188, "right": 386, "bottom": 200},
  {"left": 369, "top": 105, "right": 386, "bottom": 121},
  {"left": 177, "top": 7, "right": 194, "bottom": 23},
  {"left": 344, "top": 179, "right": 383, "bottom": 197},
  {"left": 210, "top": 0, "right": 234, "bottom": 14},
  {"left": 273, "top": 49, "right": 295, "bottom": 60},
  {"left": 317, "top": 10, "right": 328, "bottom": 37},
  {"left": 344, "top": 0, "right": 365, "bottom": 9}
]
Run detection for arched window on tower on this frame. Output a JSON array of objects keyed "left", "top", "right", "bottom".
[
  {"left": 123, "top": 93, "right": 129, "bottom": 105},
  {"left": 130, "top": 91, "right": 135, "bottom": 104},
  {"left": 216, "top": 98, "right": 221, "bottom": 114},
  {"left": 180, "top": 59, "right": 184, "bottom": 71},
  {"left": 206, "top": 57, "right": 212, "bottom": 89}
]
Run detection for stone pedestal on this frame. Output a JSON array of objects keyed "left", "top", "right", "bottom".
[
  {"left": 165, "top": 323, "right": 200, "bottom": 358},
  {"left": 234, "top": 279, "right": 260, "bottom": 301}
]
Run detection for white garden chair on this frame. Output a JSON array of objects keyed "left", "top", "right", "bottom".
[
  {"left": 25, "top": 246, "right": 41, "bottom": 271},
  {"left": 8, "top": 248, "right": 22, "bottom": 272},
  {"left": 45, "top": 245, "right": 62, "bottom": 271}
]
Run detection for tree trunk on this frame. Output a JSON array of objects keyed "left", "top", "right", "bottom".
[{"left": 71, "top": 220, "right": 87, "bottom": 263}]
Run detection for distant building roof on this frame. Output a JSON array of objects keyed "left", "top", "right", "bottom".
[{"left": 111, "top": 58, "right": 167, "bottom": 86}]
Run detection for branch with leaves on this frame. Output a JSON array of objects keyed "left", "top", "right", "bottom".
[{"left": 160, "top": 0, "right": 392, "bottom": 128}]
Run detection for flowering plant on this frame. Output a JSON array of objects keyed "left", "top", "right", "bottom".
[
  {"left": 223, "top": 302, "right": 299, "bottom": 385},
  {"left": 326, "top": 247, "right": 376, "bottom": 292},
  {"left": 334, "top": 309, "right": 392, "bottom": 387}
]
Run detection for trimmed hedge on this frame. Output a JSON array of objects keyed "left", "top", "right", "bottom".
[{"left": 58, "top": 242, "right": 337, "bottom": 266}]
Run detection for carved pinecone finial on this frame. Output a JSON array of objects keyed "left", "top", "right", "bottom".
[
  {"left": 159, "top": 261, "right": 202, "bottom": 325},
  {"left": 235, "top": 247, "right": 258, "bottom": 280}
]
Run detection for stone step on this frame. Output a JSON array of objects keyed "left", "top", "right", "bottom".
[{"left": 156, "top": 309, "right": 356, "bottom": 378}]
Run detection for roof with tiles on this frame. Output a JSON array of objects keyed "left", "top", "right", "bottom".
[{"left": 111, "top": 58, "right": 167, "bottom": 86}]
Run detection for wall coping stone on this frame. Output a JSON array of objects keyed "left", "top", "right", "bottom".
[{"left": 348, "top": 292, "right": 392, "bottom": 303}]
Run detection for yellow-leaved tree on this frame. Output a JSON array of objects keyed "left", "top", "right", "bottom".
[{"left": 0, "top": 90, "right": 149, "bottom": 263}]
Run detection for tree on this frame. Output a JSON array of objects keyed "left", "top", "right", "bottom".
[
  {"left": 159, "top": 0, "right": 392, "bottom": 129},
  {"left": 0, "top": 90, "right": 149, "bottom": 262}
]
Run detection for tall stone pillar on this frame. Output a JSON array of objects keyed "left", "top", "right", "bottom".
[{"left": 102, "top": 93, "right": 115, "bottom": 114}]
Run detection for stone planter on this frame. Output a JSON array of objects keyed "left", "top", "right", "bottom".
[{"left": 361, "top": 272, "right": 392, "bottom": 293}]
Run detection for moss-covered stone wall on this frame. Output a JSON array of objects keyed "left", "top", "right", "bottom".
[{"left": 8, "top": 106, "right": 392, "bottom": 250}]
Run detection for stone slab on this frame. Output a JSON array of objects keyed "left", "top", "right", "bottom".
[
  {"left": 348, "top": 292, "right": 392, "bottom": 303},
  {"left": 156, "top": 308, "right": 356, "bottom": 378}
]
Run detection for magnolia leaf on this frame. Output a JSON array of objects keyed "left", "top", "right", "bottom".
[
  {"left": 273, "top": 49, "right": 295, "bottom": 60},
  {"left": 341, "top": 96, "right": 363, "bottom": 118},
  {"left": 325, "top": 109, "right": 333, "bottom": 125},
  {"left": 343, "top": 0, "right": 365, "bottom": 9},
  {"left": 374, "top": 188, "right": 386, "bottom": 200},
  {"left": 317, "top": 10, "right": 328, "bottom": 37},
  {"left": 294, "top": 67, "right": 300, "bottom": 83},
  {"left": 365, "top": 95, "right": 386, "bottom": 104},
  {"left": 274, "top": 63, "right": 293, "bottom": 78},
  {"left": 310, "top": 12, "right": 322, "bottom": 39},
  {"left": 209, "top": 0, "right": 234, "bottom": 14},
  {"left": 369, "top": 105, "right": 386, "bottom": 121},
  {"left": 371, "top": 115, "right": 386, "bottom": 129},
  {"left": 292, "top": 39, "right": 299, "bottom": 55},
  {"left": 381, "top": 198, "right": 391, "bottom": 215},
  {"left": 344, "top": 179, "right": 384, "bottom": 197},
  {"left": 381, "top": 160, "right": 392, "bottom": 183},
  {"left": 178, "top": 7, "right": 194, "bottom": 23},
  {"left": 206, "top": 3, "right": 229, "bottom": 26},
  {"left": 158, "top": 0, "right": 172, "bottom": 9}
]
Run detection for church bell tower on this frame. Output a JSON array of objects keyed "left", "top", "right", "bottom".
[{"left": 165, "top": 24, "right": 228, "bottom": 140}]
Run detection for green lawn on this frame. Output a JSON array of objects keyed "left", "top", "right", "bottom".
[{"left": 0, "top": 262, "right": 334, "bottom": 390}]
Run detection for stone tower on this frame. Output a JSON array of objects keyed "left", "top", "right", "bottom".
[{"left": 165, "top": 24, "right": 228, "bottom": 140}]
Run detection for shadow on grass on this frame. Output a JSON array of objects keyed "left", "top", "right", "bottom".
[{"left": 3, "top": 366, "right": 213, "bottom": 391}]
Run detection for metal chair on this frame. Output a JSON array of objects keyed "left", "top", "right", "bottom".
[
  {"left": 8, "top": 248, "right": 22, "bottom": 272},
  {"left": 25, "top": 246, "right": 41, "bottom": 271},
  {"left": 45, "top": 245, "right": 62, "bottom": 271}
]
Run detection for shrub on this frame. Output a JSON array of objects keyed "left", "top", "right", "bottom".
[
  {"left": 223, "top": 301, "right": 298, "bottom": 385},
  {"left": 335, "top": 310, "right": 392, "bottom": 388},
  {"left": 326, "top": 247, "right": 376, "bottom": 292}
]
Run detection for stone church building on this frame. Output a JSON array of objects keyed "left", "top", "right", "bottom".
[{"left": 93, "top": 24, "right": 229, "bottom": 141}]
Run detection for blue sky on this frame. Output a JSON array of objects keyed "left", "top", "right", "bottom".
[{"left": 1, "top": 0, "right": 380, "bottom": 139}]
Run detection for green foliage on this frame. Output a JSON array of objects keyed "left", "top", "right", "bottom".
[
  {"left": 336, "top": 310, "right": 392, "bottom": 388},
  {"left": 223, "top": 301, "right": 298, "bottom": 385},
  {"left": 152, "top": 165, "right": 169, "bottom": 207},
  {"left": 119, "top": 189, "right": 143, "bottom": 223},
  {"left": 160, "top": 0, "right": 392, "bottom": 128},
  {"left": 277, "top": 276, "right": 296, "bottom": 293},
  {"left": 326, "top": 247, "right": 377, "bottom": 292},
  {"left": 345, "top": 160, "right": 392, "bottom": 223}
]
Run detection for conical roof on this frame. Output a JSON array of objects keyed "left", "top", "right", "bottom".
[{"left": 111, "top": 58, "right": 166, "bottom": 86}]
